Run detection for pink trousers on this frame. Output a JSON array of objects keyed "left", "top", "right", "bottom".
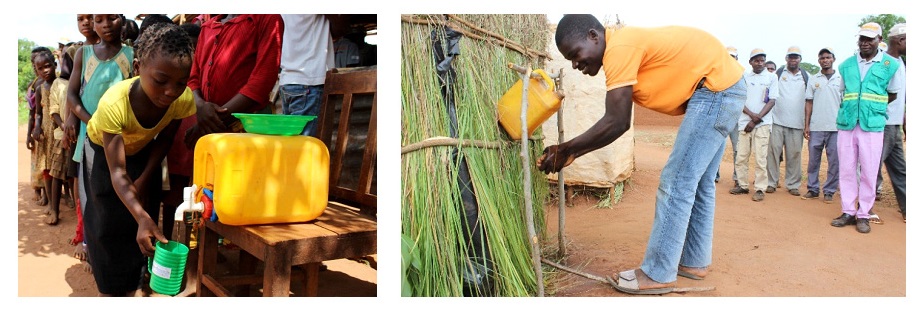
[{"left": 837, "top": 126, "right": 883, "bottom": 219}]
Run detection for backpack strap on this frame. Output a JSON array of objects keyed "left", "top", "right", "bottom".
[{"left": 775, "top": 65, "right": 808, "bottom": 87}]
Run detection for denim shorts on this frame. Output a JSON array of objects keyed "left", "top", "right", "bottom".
[{"left": 280, "top": 84, "right": 324, "bottom": 136}]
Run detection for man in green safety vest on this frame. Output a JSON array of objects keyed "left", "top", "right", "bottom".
[{"left": 830, "top": 22, "right": 904, "bottom": 234}]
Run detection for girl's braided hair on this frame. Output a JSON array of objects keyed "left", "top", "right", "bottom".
[
  {"left": 133, "top": 22, "right": 193, "bottom": 64},
  {"left": 31, "top": 46, "right": 54, "bottom": 64}
]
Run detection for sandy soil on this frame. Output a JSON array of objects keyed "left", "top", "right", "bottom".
[
  {"left": 544, "top": 114, "right": 906, "bottom": 297},
  {"left": 17, "top": 124, "right": 376, "bottom": 297}
]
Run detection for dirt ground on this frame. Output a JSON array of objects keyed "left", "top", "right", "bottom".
[
  {"left": 545, "top": 109, "right": 907, "bottom": 297},
  {"left": 16, "top": 124, "right": 376, "bottom": 297}
]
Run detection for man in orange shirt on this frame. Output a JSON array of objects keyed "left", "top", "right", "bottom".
[{"left": 540, "top": 14, "right": 745, "bottom": 295}]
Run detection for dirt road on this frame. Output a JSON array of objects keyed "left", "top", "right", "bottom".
[{"left": 545, "top": 110, "right": 906, "bottom": 297}]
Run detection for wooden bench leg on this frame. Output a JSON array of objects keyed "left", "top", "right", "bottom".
[
  {"left": 305, "top": 262, "right": 320, "bottom": 297},
  {"left": 263, "top": 246, "right": 292, "bottom": 296},
  {"left": 196, "top": 225, "right": 219, "bottom": 297},
  {"left": 236, "top": 251, "right": 257, "bottom": 296}
]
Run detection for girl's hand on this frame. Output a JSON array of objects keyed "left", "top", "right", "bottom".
[
  {"left": 136, "top": 216, "right": 168, "bottom": 257},
  {"left": 63, "top": 116, "right": 78, "bottom": 145},
  {"left": 26, "top": 135, "right": 34, "bottom": 150},
  {"left": 134, "top": 175, "right": 149, "bottom": 206}
]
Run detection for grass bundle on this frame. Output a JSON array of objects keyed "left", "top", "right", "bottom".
[{"left": 401, "top": 14, "right": 551, "bottom": 296}]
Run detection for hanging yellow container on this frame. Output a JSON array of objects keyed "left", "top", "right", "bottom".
[
  {"left": 192, "top": 133, "right": 329, "bottom": 226},
  {"left": 497, "top": 69, "right": 563, "bottom": 140}
]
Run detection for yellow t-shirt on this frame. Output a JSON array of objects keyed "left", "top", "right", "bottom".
[
  {"left": 48, "top": 78, "right": 69, "bottom": 140},
  {"left": 87, "top": 77, "right": 196, "bottom": 155},
  {"left": 602, "top": 26, "right": 744, "bottom": 115}
]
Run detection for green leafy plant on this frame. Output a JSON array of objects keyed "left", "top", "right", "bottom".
[
  {"left": 401, "top": 14, "right": 550, "bottom": 296},
  {"left": 18, "top": 38, "right": 39, "bottom": 125}
]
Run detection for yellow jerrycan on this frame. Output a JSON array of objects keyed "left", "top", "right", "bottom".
[
  {"left": 192, "top": 133, "right": 330, "bottom": 226},
  {"left": 497, "top": 69, "right": 563, "bottom": 140}
]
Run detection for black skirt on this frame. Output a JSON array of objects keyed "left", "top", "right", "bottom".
[{"left": 83, "top": 140, "right": 161, "bottom": 295}]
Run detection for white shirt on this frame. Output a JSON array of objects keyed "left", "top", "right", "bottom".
[
  {"left": 773, "top": 67, "right": 808, "bottom": 129},
  {"left": 855, "top": 49, "right": 902, "bottom": 94},
  {"left": 885, "top": 55, "right": 906, "bottom": 125},
  {"left": 279, "top": 14, "right": 334, "bottom": 86},
  {"left": 805, "top": 71, "right": 844, "bottom": 132},
  {"left": 740, "top": 70, "right": 779, "bottom": 129}
]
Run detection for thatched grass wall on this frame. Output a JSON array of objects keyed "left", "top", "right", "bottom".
[{"left": 401, "top": 14, "right": 551, "bottom": 296}]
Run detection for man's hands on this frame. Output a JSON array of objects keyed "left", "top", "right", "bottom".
[
  {"left": 537, "top": 144, "right": 575, "bottom": 174},
  {"left": 744, "top": 121, "right": 757, "bottom": 133},
  {"left": 196, "top": 99, "right": 229, "bottom": 134}
]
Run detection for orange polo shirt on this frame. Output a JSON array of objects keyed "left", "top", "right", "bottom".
[{"left": 602, "top": 26, "right": 744, "bottom": 115}]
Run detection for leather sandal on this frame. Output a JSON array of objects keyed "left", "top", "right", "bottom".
[
  {"left": 613, "top": 269, "right": 675, "bottom": 295},
  {"left": 677, "top": 266, "right": 706, "bottom": 280}
]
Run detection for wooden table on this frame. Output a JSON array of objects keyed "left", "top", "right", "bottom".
[{"left": 196, "top": 202, "right": 377, "bottom": 296}]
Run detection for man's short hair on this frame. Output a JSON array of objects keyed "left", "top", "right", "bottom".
[{"left": 555, "top": 14, "right": 604, "bottom": 48}]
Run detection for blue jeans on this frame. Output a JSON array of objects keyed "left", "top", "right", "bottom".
[
  {"left": 806, "top": 131, "right": 838, "bottom": 195},
  {"left": 280, "top": 84, "right": 324, "bottom": 136},
  {"left": 716, "top": 127, "right": 739, "bottom": 183},
  {"left": 640, "top": 77, "right": 746, "bottom": 284}
]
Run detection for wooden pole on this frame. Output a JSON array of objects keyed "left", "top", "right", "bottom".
[
  {"left": 556, "top": 67, "right": 566, "bottom": 257},
  {"left": 512, "top": 63, "right": 544, "bottom": 297}
]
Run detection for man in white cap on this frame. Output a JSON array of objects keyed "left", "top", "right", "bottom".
[
  {"left": 831, "top": 22, "right": 903, "bottom": 233},
  {"left": 803, "top": 48, "right": 843, "bottom": 203},
  {"left": 730, "top": 48, "right": 777, "bottom": 202},
  {"left": 766, "top": 61, "right": 777, "bottom": 73},
  {"left": 766, "top": 46, "right": 808, "bottom": 196},
  {"left": 727, "top": 46, "right": 739, "bottom": 60},
  {"left": 874, "top": 22, "right": 907, "bottom": 222}
]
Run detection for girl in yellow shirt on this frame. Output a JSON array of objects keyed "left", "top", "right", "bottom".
[{"left": 82, "top": 23, "right": 196, "bottom": 297}]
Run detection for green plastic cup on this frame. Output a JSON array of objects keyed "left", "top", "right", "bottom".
[{"left": 149, "top": 240, "right": 189, "bottom": 296}]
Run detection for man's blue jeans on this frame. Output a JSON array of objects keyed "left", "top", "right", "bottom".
[
  {"left": 806, "top": 131, "right": 839, "bottom": 195},
  {"left": 640, "top": 77, "right": 746, "bottom": 284},
  {"left": 716, "top": 128, "right": 739, "bottom": 183},
  {"left": 280, "top": 84, "right": 324, "bottom": 136}
]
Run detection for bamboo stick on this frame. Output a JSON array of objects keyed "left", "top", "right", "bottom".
[
  {"left": 400, "top": 137, "right": 505, "bottom": 154},
  {"left": 516, "top": 64, "right": 544, "bottom": 297},
  {"left": 556, "top": 67, "right": 566, "bottom": 257},
  {"left": 507, "top": 63, "right": 560, "bottom": 79},
  {"left": 447, "top": 14, "right": 551, "bottom": 60},
  {"left": 402, "top": 15, "right": 550, "bottom": 60}
]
